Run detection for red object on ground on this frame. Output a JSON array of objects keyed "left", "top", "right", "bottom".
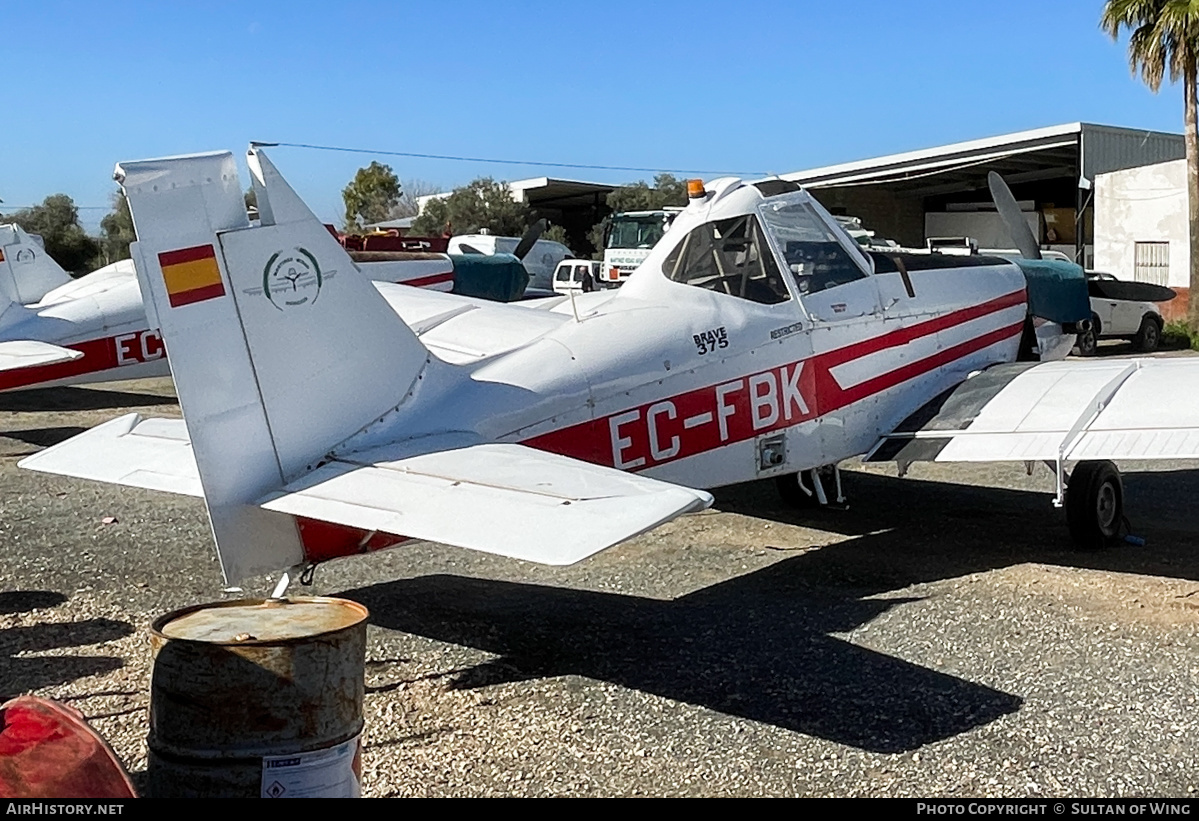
[{"left": 0, "top": 696, "right": 137, "bottom": 798}]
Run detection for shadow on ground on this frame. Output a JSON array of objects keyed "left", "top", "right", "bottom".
[
  {"left": 341, "top": 466, "right": 1199, "bottom": 754},
  {"left": 0, "top": 386, "right": 176, "bottom": 413},
  {"left": 713, "top": 467, "right": 1199, "bottom": 584},
  {"left": 0, "top": 590, "right": 133, "bottom": 699},
  {"left": 345, "top": 564, "right": 1018, "bottom": 754},
  {"left": 1, "top": 427, "right": 89, "bottom": 449}
]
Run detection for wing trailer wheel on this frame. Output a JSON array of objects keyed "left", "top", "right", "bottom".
[
  {"left": 1134, "top": 315, "right": 1162, "bottom": 352},
  {"left": 1075, "top": 315, "right": 1100, "bottom": 357},
  {"left": 1065, "top": 460, "right": 1124, "bottom": 550}
]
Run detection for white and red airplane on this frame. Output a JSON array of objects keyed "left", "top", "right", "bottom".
[
  {"left": 0, "top": 206, "right": 463, "bottom": 393},
  {"left": 20, "top": 147, "right": 1199, "bottom": 589}
]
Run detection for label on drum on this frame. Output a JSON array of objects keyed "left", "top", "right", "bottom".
[{"left": 261, "top": 734, "right": 362, "bottom": 798}]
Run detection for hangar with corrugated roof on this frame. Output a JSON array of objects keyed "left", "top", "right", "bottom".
[{"left": 781, "top": 122, "right": 1184, "bottom": 270}]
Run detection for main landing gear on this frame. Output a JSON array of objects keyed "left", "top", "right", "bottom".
[
  {"left": 775, "top": 465, "right": 847, "bottom": 509},
  {"left": 776, "top": 459, "right": 1130, "bottom": 551},
  {"left": 1062, "top": 460, "right": 1125, "bottom": 550},
  {"left": 1042, "top": 458, "right": 1128, "bottom": 549}
]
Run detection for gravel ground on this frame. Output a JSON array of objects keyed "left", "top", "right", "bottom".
[{"left": 1, "top": 364, "right": 1198, "bottom": 797}]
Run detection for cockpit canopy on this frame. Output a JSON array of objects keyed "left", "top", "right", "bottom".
[{"left": 656, "top": 185, "right": 872, "bottom": 305}]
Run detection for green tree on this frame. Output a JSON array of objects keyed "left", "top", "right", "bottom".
[
  {"left": 0, "top": 194, "right": 100, "bottom": 274},
  {"left": 97, "top": 192, "right": 135, "bottom": 266},
  {"left": 244, "top": 187, "right": 258, "bottom": 219},
  {"left": 341, "top": 161, "right": 401, "bottom": 232},
  {"left": 542, "top": 224, "right": 569, "bottom": 246},
  {"left": 587, "top": 174, "right": 688, "bottom": 255},
  {"left": 607, "top": 174, "right": 688, "bottom": 213},
  {"left": 392, "top": 178, "right": 441, "bottom": 219},
  {"left": 411, "top": 177, "right": 531, "bottom": 237},
  {"left": 1102, "top": 0, "right": 1199, "bottom": 331}
]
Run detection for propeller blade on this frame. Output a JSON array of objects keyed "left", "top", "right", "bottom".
[
  {"left": 987, "top": 171, "right": 1041, "bottom": 260},
  {"left": 456, "top": 243, "right": 484, "bottom": 255},
  {"left": 512, "top": 218, "right": 547, "bottom": 261}
]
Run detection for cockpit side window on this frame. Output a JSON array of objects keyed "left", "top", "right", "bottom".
[
  {"left": 758, "top": 200, "right": 869, "bottom": 296},
  {"left": 662, "top": 214, "right": 790, "bottom": 304}
]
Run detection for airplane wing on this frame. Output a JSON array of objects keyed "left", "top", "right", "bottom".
[
  {"left": 0, "top": 340, "right": 83, "bottom": 372},
  {"left": 260, "top": 436, "right": 713, "bottom": 566},
  {"left": 22, "top": 423, "right": 712, "bottom": 566},
  {"left": 867, "top": 358, "right": 1199, "bottom": 465},
  {"left": 20, "top": 414, "right": 201, "bottom": 496}
]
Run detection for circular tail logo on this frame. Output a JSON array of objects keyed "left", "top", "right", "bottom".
[{"left": 254, "top": 247, "right": 336, "bottom": 310}]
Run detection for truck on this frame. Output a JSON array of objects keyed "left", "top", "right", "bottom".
[{"left": 600, "top": 208, "right": 684, "bottom": 285}]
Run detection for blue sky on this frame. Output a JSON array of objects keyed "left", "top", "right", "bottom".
[{"left": 0, "top": 0, "right": 1187, "bottom": 230}]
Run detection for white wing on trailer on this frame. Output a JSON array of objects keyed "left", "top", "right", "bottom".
[
  {"left": 867, "top": 358, "right": 1199, "bottom": 465},
  {"left": 0, "top": 340, "right": 83, "bottom": 372}
]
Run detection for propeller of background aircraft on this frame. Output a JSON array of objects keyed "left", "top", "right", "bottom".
[
  {"left": 987, "top": 171, "right": 1042, "bottom": 261},
  {"left": 989, "top": 169, "right": 1175, "bottom": 303},
  {"left": 511, "top": 218, "right": 547, "bottom": 261},
  {"left": 455, "top": 218, "right": 547, "bottom": 259}
]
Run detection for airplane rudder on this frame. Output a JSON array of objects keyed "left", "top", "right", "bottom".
[{"left": 0, "top": 225, "right": 71, "bottom": 304}]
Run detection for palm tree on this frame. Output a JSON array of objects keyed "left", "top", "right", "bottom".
[{"left": 1101, "top": 0, "right": 1199, "bottom": 332}]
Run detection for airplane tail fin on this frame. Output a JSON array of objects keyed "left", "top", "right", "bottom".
[
  {"left": 0, "top": 224, "right": 72, "bottom": 305},
  {"left": 116, "top": 148, "right": 433, "bottom": 581}
]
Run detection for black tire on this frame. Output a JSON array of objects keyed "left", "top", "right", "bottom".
[
  {"left": 1075, "top": 315, "right": 1100, "bottom": 357},
  {"left": 1065, "top": 460, "right": 1123, "bottom": 549},
  {"left": 1133, "top": 315, "right": 1162, "bottom": 353}
]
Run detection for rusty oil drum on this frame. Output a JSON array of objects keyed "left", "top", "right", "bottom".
[{"left": 147, "top": 596, "right": 368, "bottom": 798}]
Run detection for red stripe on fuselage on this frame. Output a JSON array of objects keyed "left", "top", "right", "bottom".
[
  {"left": 819, "top": 290, "right": 1026, "bottom": 368},
  {"left": 523, "top": 291, "right": 1027, "bottom": 469},
  {"left": 1, "top": 273, "right": 465, "bottom": 393},
  {"left": 296, "top": 517, "right": 408, "bottom": 562},
  {"left": 0, "top": 329, "right": 165, "bottom": 392},
  {"left": 399, "top": 272, "right": 454, "bottom": 288}
]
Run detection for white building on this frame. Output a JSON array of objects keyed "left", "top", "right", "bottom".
[{"left": 1093, "top": 158, "right": 1187, "bottom": 292}]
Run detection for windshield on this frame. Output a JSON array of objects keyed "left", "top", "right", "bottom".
[
  {"left": 758, "top": 198, "right": 869, "bottom": 295},
  {"left": 607, "top": 215, "right": 670, "bottom": 250}
]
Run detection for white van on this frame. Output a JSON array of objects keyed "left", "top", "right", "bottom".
[
  {"left": 447, "top": 234, "right": 572, "bottom": 291},
  {"left": 552, "top": 259, "right": 602, "bottom": 294}
]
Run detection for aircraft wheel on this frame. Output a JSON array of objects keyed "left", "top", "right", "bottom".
[
  {"left": 1075, "top": 315, "right": 1100, "bottom": 357},
  {"left": 1065, "top": 460, "right": 1123, "bottom": 549},
  {"left": 1134, "top": 315, "right": 1162, "bottom": 352}
]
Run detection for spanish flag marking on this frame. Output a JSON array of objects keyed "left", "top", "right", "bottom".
[{"left": 157, "top": 245, "right": 225, "bottom": 307}]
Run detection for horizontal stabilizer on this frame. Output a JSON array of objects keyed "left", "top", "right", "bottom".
[
  {"left": 259, "top": 440, "right": 714, "bottom": 565},
  {"left": 19, "top": 414, "right": 200, "bottom": 496},
  {"left": 868, "top": 359, "right": 1199, "bottom": 464},
  {"left": 0, "top": 341, "right": 83, "bottom": 372}
]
